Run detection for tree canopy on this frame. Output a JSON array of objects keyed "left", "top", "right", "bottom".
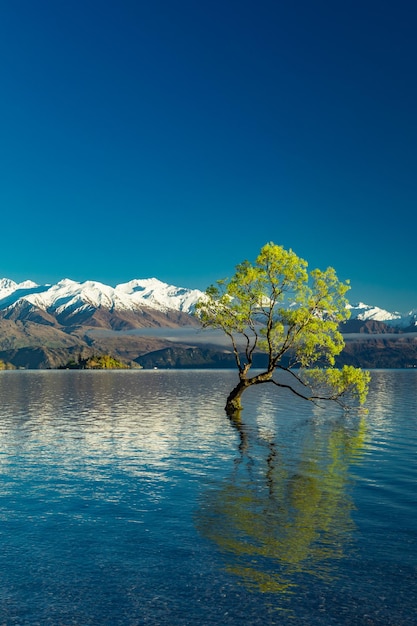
[{"left": 196, "top": 242, "right": 370, "bottom": 414}]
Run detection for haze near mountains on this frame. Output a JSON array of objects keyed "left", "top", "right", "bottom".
[{"left": 0, "top": 277, "right": 416, "bottom": 369}]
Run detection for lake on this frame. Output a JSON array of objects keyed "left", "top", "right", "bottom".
[{"left": 0, "top": 369, "right": 415, "bottom": 625}]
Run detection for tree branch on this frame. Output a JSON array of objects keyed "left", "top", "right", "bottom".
[{"left": 266, "top": 378, "right": 347, "bottom": 408}]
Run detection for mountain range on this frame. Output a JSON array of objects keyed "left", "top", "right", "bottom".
[
  {"left": 0, "top": 277, "right": 201, "bottom": 328},
  {"left": 0, "top": 277, "right": 416, "bottom": 369}
]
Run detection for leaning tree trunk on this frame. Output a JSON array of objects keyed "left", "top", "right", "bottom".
[
  {"left": 225, "top": 379, "right": 251, "bottom": 415},
  {"left": 225, "top": 372, "right": 273, "bottom": 415}
]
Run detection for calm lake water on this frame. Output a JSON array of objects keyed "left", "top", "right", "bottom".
[{"left": 0, "top": 369, "right": 415, "bottom": 625}]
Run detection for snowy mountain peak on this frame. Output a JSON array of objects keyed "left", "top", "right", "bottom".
[
  {"left": 116, "top": 278, "right": 166, "bottom": 294},
  {"left": 114, "top": 278, "right": 204, "bottom": 312},
  {"left": 56, "top": 278, "right": 78, "bottom": 287},
  {"left": 0, "top": 277, "right": 204, "bottom": 317},
  {"left": 347, "top": 302, "right": 402, "bottom": 323},
  {"left": 0, "top": 278, "right": 38, "bottom": 295},
  {"left": 0, "top": 278, "right": 17, "bottom": 291}
]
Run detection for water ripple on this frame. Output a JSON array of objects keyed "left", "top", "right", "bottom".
[{"left": 0, "top": 370, "right": 415, "bottom": 624}]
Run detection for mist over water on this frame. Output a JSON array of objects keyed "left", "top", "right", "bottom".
[
  {"left": 0, "top": 370, "right": 415, "bottom": 624},
  {"left": 86, "top": 325, "right": 233, "bottom": 347},
  {"left": 87, "top": 325, "right": 417, "bottom": 345}
]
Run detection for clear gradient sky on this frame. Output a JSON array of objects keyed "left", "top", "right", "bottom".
[{"left": 1, "top": 1, "right": 416, "bottom": 312}]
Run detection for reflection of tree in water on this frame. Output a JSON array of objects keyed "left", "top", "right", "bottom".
[{"left": 196, "top": 410, "right": 366, "bottom": 595}]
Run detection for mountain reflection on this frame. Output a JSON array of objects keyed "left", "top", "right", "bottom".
[{"left": 196, "top": 409, "right": 366, "bottom": 595}]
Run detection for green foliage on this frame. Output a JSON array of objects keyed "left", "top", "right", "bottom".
[
  {"left": 196, "top": 242, "right": 370, "bottom": 411},
  {"left": 0, "top": 359, "right": 15, "bottom": 370},
  {"left": 304, "top": 366, "right": 371, "bottom": 405},
  {"left": 85, "top": 354, "right": 128, "bottom": 369}
]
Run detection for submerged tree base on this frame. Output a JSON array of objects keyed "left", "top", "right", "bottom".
[
  {"left": 225, "top": 397, "right": 243, "bottom": 416},
  {"left": 225, "top": 379, "right": 251, "bottom": 416}
]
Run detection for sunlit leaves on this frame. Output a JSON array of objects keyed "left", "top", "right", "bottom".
[
  {"left": 303, "top": 366, "right": 372, "bottom": 406},
  {"left": 195, "top": 242, "right": 370, "bottom": 409}
]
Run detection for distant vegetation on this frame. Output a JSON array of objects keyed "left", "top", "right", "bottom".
[
  {"left": 60, "top": 354, "right": 131, "bottom": 370},
  {"left": 0, "top": 359, "right": 15, "bottom": 370}
]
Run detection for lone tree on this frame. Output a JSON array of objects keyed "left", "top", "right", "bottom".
[{"left": 196, "top": 242, "right": 370, "bottom": 415}]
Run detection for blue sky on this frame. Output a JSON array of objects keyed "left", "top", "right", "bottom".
[{"left": 1, "top": 1, "right": 416, "bottom": 311}]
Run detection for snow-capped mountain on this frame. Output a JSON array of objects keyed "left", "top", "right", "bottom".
[
  {"left": 115, "top": 279, "right": 204, "bottom": 313},
  {"left": 0, "top": 278, "right": 39, "bottom": 298},
  {"left": 0, "top": 277, "right": 416, "bottom": 331},
  {"left": 346, "top": 302, "right": 417, "bottom": 329},
  {"left": 346, "top": 302, "right": 402, "bottom": 324},
  {"left": 0, "top": 278, "right": 203, "bottom": 314},
  {"left": 0, "top": 277, "right": 205, "bottom": 330}
]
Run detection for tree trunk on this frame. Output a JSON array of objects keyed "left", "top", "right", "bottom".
[
  {"left": 225, "top": 379, "right": 250, "bottom": 415},
  {"left": 225, "top": 372, "right": 273, "bottom": 415}
]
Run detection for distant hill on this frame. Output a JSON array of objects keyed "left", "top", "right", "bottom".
[
  {"left": 134, "top": 340, "right": 417, "bottom": 370},
  {"left": 0, "top": 276, "right": 416, "bottom": 369}
]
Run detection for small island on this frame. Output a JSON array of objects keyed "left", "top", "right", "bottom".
[
  {"left": 59, "top": 354, "right": 133, "bottom": 370},
  {"left": 0, "top": 359, "right": 15, "bottom": 370}
]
